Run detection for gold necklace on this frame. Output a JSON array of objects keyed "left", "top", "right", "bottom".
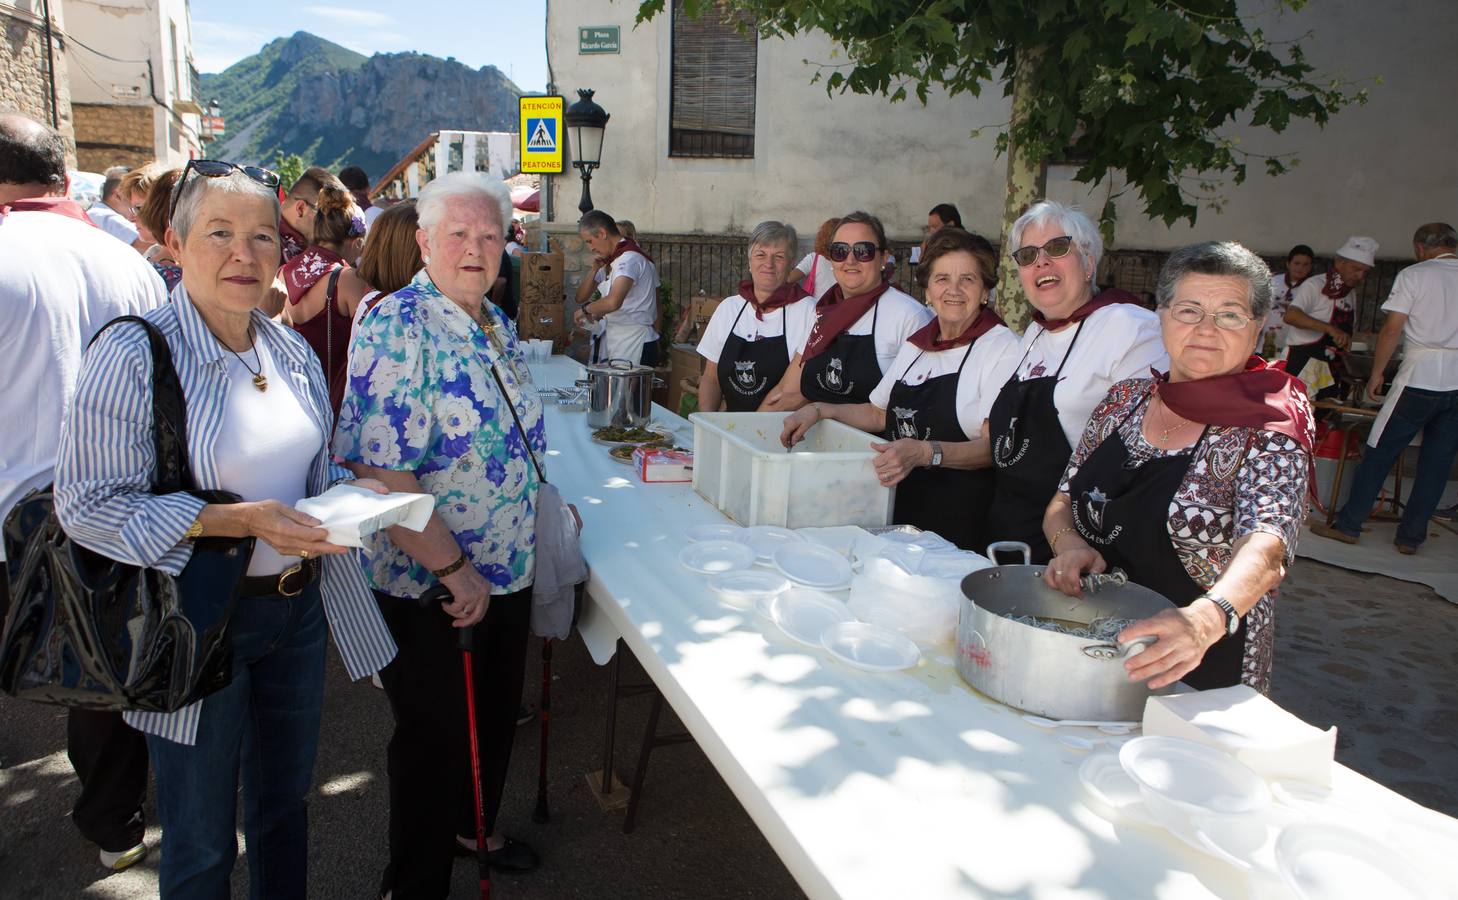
[
  {"left": 1153, "top": 394, "right": 1192, "bottom": 444},
  {"left": 222, "top": 327, "right": 268, "bottom": 392}
]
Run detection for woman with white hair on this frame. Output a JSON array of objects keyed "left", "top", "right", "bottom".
[
  {"left": 696, "top": 220, "right": 817, "bottom": 412},
  {"left": 982, "top": 201, "right": 1167, "bottom": 562},
  {"left": 54, "top": 159, "right": 398, "bottom": 896},
  {"left": 334, "top": 171, "right": 545, "bottom": 896}
]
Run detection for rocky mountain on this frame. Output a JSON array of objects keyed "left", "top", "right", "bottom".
[{"left": 201, "top": 31, "right": 522, "bottom": 180}]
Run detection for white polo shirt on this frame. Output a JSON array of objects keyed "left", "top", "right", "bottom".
[
  {"left": 794, "top": 252, "right": 838, "bottom": 300},
  {"left": 1283, "top": 276, "right": 1351, "bottom": 347},
  {"left": 1382, "top": 255, "right": 1458, "bottom": 391},
  {"left": 696, "top": 294, "right": 819, "bottom": 364},
  {"left": 868, "top": 324, "right": 1020, "bottom": 437},
  {"left": 0, "top": 207, "right": 167, "bottom": 556},
  {"left": 599, "top": 248, "right": 660, "bottom": 333},
  {"left": 87, "top": 202, "right": 140, "bottom": 245}
]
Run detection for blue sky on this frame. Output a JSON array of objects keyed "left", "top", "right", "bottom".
[{"left": 191, "top": 0, "right": 549, "bottom": 90}]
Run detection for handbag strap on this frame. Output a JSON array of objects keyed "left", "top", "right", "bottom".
[
  {"left": 87, "top": 315, "right": 195, "bottom": 494},
  {"left": 324, "top": 267, "right": 342, "bottom": 401},
  {"left": 486, "top": 361, "right": 547, "bottom": 484}
]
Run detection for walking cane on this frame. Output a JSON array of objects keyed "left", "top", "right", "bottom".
[
  {"left": 532, "top": 638, "right": 553, "bottom": 823},
  {"left": 420, "top": 585, "right": 491, "bottom": 900}
]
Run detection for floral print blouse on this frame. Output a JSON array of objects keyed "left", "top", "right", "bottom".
[
  {"left": 1059, "top": 377, "right": 1313, "bottom": 692},
  {"left": 335, "top": 268, "right": 546, "bottom": 597}
]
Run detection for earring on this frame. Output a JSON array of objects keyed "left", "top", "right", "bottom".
[{"left": 422, "top": 255, "right": 431, "bottom": 264}]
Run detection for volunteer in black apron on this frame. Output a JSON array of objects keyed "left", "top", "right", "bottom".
[
  {"left": 982, "top": 201, "right": 1167, "bottom": 563},
  {"left": 780, "top": 229, "right": 1017, "bottom": 550},
  {"left": 1281, "top": 236, "right": 1377, "bottom": 388},
  {"left": 696, "top": 221, "right": 815, "bottom": 412},
  {"left": 1041, "top": 241, "right": 1315, "bottom": 693},
  {"left": 759, "top": 211, "right": 931, "bottom": 412}
]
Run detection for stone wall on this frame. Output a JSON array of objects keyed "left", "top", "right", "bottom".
[
  {"left": 72, "top": 103, "right": 155, "bottom": 172},
  {"left": 2, "top": 5, "right": 75, "bottom": 162}
]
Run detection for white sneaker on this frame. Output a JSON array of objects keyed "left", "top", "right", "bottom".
[{"left": 99, "top": 842, "right": 147, "bottom": 871}]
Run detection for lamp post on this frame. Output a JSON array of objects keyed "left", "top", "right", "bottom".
[{"left": 564, "top": 88, "right": 609, "bottom": 214}]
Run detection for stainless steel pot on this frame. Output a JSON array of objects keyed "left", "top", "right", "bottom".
[
  {"left": 956, "top": 542, "right": 1177, "bottom": 722},
  {"left": 584, "top": 359, "right": 659, "bottom": 428}
]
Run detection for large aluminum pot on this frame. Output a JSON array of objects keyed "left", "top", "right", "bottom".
[
  {"left": 584, "top": 359, "right": 658, "bottom": 428},
  {"left": 956, "top": 542, "right": 1177, "bottom": 722}
]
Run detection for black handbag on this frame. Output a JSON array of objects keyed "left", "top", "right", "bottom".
[{"left": 0, "top": 316, "right": 255, "bottom": 712}]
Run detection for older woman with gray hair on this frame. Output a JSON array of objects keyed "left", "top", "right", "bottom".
[
  {"left": 695, "top": 220, "right": 819, "bottom": 411},
  {"left": 982, "top": 200, "right": 1167, "bottom": 562},
  {"left": 1041, "top": 241, "right": 1314, "bottom": 693},
  {"left": 54, "top": 159, "right": 397, "bottom": 896},
  {"left": 334, "top": 170, "right": 546, "bottom": 895}
]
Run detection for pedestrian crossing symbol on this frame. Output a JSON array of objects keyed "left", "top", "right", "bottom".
[
  {"left": 518, "top": 95, "right": 565, "bottom": 174},
  {"left": 527, "top": 118, "right": 556, "bottom": 152}
]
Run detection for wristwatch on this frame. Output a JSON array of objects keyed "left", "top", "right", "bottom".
[
  {"left": 927, "top": 440, "right": 943, "bottom": 467},
  {"left": 1200, "top": 592, "right": 1240, "bottom": 636}
]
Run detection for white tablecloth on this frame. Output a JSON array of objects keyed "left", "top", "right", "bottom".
[{"left": 531, "top": 357, "right": 1458, "bottom": 900}]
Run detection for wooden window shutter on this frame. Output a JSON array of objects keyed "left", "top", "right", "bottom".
[{"left": 670, "top": 1, "right": 757, "bottom": 157}]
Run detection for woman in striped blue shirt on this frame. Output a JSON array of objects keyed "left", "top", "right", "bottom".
[{"left": 54, "top": 162, "right": 397, "bottom": 899}]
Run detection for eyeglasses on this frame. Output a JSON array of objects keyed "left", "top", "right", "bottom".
[
  {"left": 1011, "top": 235, "right": 1074, "bottom": 267},
  {"left": 1167, "top": 303, "right": 1255, "bottom": 331},
  {"left": 829, "top": 241, "right": 879, "bottom": 263},
  {"left": 169, "top": 159, "right": 282, "bottom": 220}
]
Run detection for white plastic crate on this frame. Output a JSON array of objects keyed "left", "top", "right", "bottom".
[{"left": 689, "top": 412, "right": 894, "bottom": 529}]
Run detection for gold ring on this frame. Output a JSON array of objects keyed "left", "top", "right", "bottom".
[{"left": 299, "top": 550, "right": 310, "bottom": 559}]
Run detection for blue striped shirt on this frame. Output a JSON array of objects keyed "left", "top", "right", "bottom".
[{"left": 54, "top": 286, "right": 396, "bottom": 745}]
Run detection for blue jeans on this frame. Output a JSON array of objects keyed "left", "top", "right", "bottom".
[
  {"left": 1336, "top": 387, "right": 1458, "bottom": 547},
  {"left": 146, "top": 582, "right": 327, "bottom": 899}
]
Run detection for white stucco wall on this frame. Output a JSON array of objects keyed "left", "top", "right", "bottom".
[{"left": 546, "top": 0, "right": 1456, "bottom": 259}]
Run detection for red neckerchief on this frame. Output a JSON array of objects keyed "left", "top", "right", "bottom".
[
  {"left": 907, "top": 305, "right": 1005, "bottom": 352},
  {"left": 280, "top": 245, "right": 345, "bottom": 304},
  {"left": 1156, "top": 356, "right": 1314, "bottom": 454},
  {"left": 1320, "top": 268, "right": 1355, "bottom": 301},
  {"left": 737, "top": 279, "right": 809, "bottom": 321},
  {"left": 279, "top": 218, "right": 308, "bottom": 262},
  {"left": 0, "top": 196, "right": 97, "bottom": 226},
  {"left": 802, "top": 280, "right": 892, "bottom": 361},
  {"left": 602, "top": 237, "right": 654, "bottom": 267},
  {"left": 1031, "top": 288, "right": 1140, "bottom": 331}
]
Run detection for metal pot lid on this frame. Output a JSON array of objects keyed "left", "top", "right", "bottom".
[{"left": 585, "top": 359, "right": 654, "bottom": 376}]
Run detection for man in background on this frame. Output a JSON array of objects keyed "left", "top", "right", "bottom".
[{"left": 86, "top": 165, "right": 150, "bottom": 251}]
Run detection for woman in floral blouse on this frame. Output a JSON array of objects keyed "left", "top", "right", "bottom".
[
  {"left": 1041, "top": 242, "right": 1314, "bottom": 694},
  {"left": 335, "top": 171, "right": 545, "bottom": 896}
]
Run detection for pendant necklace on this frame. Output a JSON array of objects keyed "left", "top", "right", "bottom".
[
  {"left": 1153, "top": 393, "right": 1191, "bottom": 444},
  {"left": 224, "top": 327, "right": 268, "bottom": 392}
]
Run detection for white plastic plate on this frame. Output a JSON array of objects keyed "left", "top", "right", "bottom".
[
  {"left": 771, "top": 542, "right": 853, "bottom": 589},
  {"left": 1193, "top": 805, "right": 1303, "bottom": 874},
  {"left": 708, "top": 570, "right": 790, "bottom": 609},
  {"left": 772, "top": 588, "right": 852, "bottom": 647},
  {"left": 1276, "top": 822, "right": 1436, "bottom": 900},
  {"left": 687, "top": 523, "right": 743, "bottom": 543},
  {"left": 1078, "top": 752, "right": 1160, "bottom": 829},
  {"left": 678, "top": 540, "right": 756, "bottom": 575},
  {"left": 1119, "top": 736, "right": 1272, "bottom": 817},
  {"left": 820, "top": 621, "right": 920, "bottom": 672},
  {"left": 734, "top": 525, "right": 804, "bottom": 561}
]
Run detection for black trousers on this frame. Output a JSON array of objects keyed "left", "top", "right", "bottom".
[
  {"left": 67, "top": 708, "right": 149, "bottom": 851},
  {"left": 375, "top": 587, "right": 532, "bottom": 899}
]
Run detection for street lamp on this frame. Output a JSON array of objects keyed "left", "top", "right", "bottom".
[{"left": 565, "top": 88, "right": 609, "bottom": 214}]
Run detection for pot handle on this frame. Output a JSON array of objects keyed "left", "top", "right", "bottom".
[
  {"left": 1080, "top": 569, "right": 1129, "bottom": 594},
  {"left": 985, "top": 541, "right": 1032, "bottom": 566},
  {"left": 1080, "top": 636, "right": 1156, "bottom": 662}
]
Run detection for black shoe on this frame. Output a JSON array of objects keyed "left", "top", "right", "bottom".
[{"left": 453, "top": 835, "right": 540, "bottom": 873}]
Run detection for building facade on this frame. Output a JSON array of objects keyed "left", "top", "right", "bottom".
[
  {"left": 1, "top": 0, "right": 76, "bottom": 160},
  {"left": 63, "top": 0, "right": 203, "bottom": 171},
  {"left": 543, "top": 0, "right": 1456, "bottom": 262}
]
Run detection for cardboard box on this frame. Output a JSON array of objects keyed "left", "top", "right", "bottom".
[
  {"left": 667, "top": 343, "right": 703, "bottom": 412},
  {"left": 518, "top": 301, "right": 566, "bottom": 344},
  {"left": 634, "top": 447, "right": 693, "bottom": 483},
  {"left": 520, "top": 252, "right": 565, "bottom": 307},
  {"left": 686, "top": 295, "right": 724, "bottom": 343}
]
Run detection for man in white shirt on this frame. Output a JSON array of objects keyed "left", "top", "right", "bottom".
[
  {"left": 85, "top": 165, "right": 149, "bottom": 251},
  {"left": 0, "top": 112, "right": 167, "bottom": 872},
  {"left": 1282, "top": 235, "right": 1377, "bottom": 388},
  {"left": 1312, "top": 223, "right": 1458, "bottom": 554},
  {"left": 573, "top": 210, "right": 661, "bottom": 365}
]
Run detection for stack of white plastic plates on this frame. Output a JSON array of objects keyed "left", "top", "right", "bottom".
[
  {"left": 771, "top": 543, "right": 852, "bottom": 590},
  {"left": 734, "top": 525, "right": 803, "bottom": 562},
  {"left": 707, "top": 570, "right": 790, "bottom": 609},
  {"left": 678, "top": 540, "right": 756, "bottom": 575},
  {"left": 1275, "top": 822, "right": 1436, "bottom": 900},
  {"left": 771, "top": 588, "right": 852, "bottom": 646},
  {"left": 820, "top": 621, "right": 920, "bottom": 672}
]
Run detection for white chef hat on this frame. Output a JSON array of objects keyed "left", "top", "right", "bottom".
[{"left": 1335, "top": 236, "right": 1378, "bottom": 267}]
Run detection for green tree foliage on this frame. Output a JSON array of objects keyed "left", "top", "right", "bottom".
[{"left": 271, "top": 151, "right": 307, "bottom": 191}]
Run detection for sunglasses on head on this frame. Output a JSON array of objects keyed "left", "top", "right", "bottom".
[
  {"left": 829, "top": 241, "right": 879, "bottom": 263},
  {"left": 1011, "top": 235, "right": 1075, "bottom": 267},
  {"left": 169, "top": 159, "right": 282, "bottom": 220}
]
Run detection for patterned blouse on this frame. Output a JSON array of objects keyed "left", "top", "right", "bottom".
[
  {"left": 335, "top": 268, "right": 546, "bottom": 597},
  {"left": 1059, "top": 377, "right": 1313, "bottom": 692}
]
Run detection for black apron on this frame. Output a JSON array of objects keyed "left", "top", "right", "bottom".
[
  {"left": 801, "top": 301, "right": 883, "bottom": 405},
  {"left": 716, "top": 302, "right": 790, "bottom": 412},
  {"left": 883, "top": 343, "right": 994, "bottom": 551},
  {"left": 985, "top": 322, "right": 1085, "bottom": 563},
  {"left": 1065, "top": 407, "right": 1245, "bottom": 690}
]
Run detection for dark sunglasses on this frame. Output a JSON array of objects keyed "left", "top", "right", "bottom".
[
  {"left": 169, "top": 159, "right": 282, "bottom": 220},
  {"left": 1011, "top": 235, "right": 1074, "bottom": 267},
  {"left": 829, "top": 241, "right": 879, "bottom": 263}
]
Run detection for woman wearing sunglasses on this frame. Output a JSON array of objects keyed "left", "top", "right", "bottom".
[
  {"left": 982, "top": 201, "right": 1167, "bottom": 562},
  {"left": 761, "top": 211, "right": 931, "bottom": 411},
  {"left": 1040, "top": 242, "right": 1313, "bottom": 693},
  {"left": 54, "top": 160, "right": 397, "bottom": 897},
  {"left": 780, "top": 228, "right": 1017, "bottom": 550}
]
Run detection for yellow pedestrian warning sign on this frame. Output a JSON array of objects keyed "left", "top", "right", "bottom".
[{"left": 519, "top": 96, "right": 565, "bottom": 175}]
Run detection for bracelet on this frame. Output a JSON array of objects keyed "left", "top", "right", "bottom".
[
  {"left": 1049, "top": 526, "right": 1077, "bottom": 552},
  {"left": 431, "top": 552, "right": 470, "bottom": 579}
]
